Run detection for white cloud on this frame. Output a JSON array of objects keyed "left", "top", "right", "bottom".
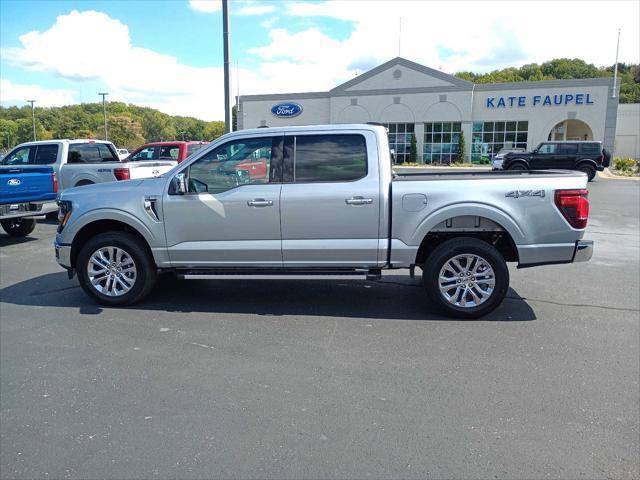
[
  {"left": 236, "top": 5, "right": 276, "bottom": 15},
  {"left": 260, "top": 16, "right": 279, "bottom": 28},
  {"left": 188, "top": 0, "right": 221, "bottom": 14},
  {"left": 0, "top": 79, "right": 77, "bottom": 107},
  {"left": 276, "top": 1, "right": 640, "bottom": 74}
]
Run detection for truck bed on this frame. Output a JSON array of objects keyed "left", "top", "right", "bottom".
[{"left": 392, "top": 169, "right": 586, "bottom": 182}]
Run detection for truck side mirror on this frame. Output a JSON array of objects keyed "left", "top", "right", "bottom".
[{"left": 170, "top": 172, "right": 187, "bottom": 195}]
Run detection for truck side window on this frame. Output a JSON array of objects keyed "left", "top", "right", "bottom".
[
  {"left": 187, "top": 137, "right": 274, "bottom": 194},
  {"left": 97, "top": 144, "right": 119, "bottom": 162},
  {"left": 537, "top": 144, "right": 557, "bottom": 154},
  {"left": 68, "top": 144, "right": 101, "bottom": 163},
  {"left": 131, "top": 147, "right": 158, "bottom": 161},
  {"left": 1, "top": 146, "right": 34, "bottom": 165},
  {"left": 558, "top": 144, "right": 578, "bottom": 154},
  {"left": 33, "top": 144, "right": 59, "bottom": 164},
  {"left": 159, "top": 146, "right": 179, "bottom": 160},
  {"left": 293, "top": 134, "right": 367, "bottom": 183}
]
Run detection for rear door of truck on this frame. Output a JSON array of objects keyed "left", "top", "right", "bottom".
[{"left": 279, "top": 129, "right": 381, "bottom": 267}]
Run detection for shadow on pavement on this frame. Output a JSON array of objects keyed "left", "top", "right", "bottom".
[
  {"left": 0, "top": 271, "right": 536, "bottom": 322},
  {"left": 0, "top": 234, "right": 38, "bottom": 247}
]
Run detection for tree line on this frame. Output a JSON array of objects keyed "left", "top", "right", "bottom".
[
  {"left": 0, "top": 102, "right": 228, "bottom": 152},
  {"left": 1, "top": 58, "right": 637, "bottom": 152},
  {"left": 455, "top": 58, "right": 639, "bottom": 104}
]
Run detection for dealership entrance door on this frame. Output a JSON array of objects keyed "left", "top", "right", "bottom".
[{"left": 548, "top": 119, "right": 593, "bottom": 141}]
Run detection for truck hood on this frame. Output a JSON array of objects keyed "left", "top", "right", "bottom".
[{"left": 60, "top": 177, "right": 166, "bottom": 202}]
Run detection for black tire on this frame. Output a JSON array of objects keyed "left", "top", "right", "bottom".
[
  {"left": 508, "top": 162, "right": 527, "bottom": 171},
  {"left": 76, "top": 231, "right": 157, "bottom": 306},
  {"left": 1, "top": 217, "right": 36, "bottom": 237},
  {"left": 577, "top": 164, "right": 596, "bottom": 182},
  {"left": 423, "top": 237, "right": 509, "bottom": 319}
]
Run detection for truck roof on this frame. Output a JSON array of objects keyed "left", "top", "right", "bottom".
[
  {"left": 14, "top": 139, "right": 114, "bottom": 147},
  {"left": 228, "top": 124, "right": 385, "bottom": 137}
]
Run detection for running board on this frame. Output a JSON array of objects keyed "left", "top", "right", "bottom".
[{"left": 177, "top": 268, "right": 381, "bottom": 281}]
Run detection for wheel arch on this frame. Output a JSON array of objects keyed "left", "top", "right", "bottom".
[
  {"left": 412, "top": 205, "right": 524, "bottom": 266},
  {"left": 69, "top": 216, "right": 154, "bottom": 268}
]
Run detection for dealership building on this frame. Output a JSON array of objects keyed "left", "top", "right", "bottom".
[{"left": 239, "top": 57, "right": 639, "bottom": 163}]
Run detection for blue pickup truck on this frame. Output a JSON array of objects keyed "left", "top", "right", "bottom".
[{"left": 0, "top": 166, "right": 57, "bottom": 237}]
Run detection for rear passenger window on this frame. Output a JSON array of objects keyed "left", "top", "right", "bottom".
[
  {"left": 67, "top": 144, "right": 100, "bottom": 163},
  {"left": 34, "top": 144, "right": 59, "bottom": 164},
  {"left": 294, "top": 134, "right": 367, "bottom": 183},
  {"left": 97, "top": 144, "right": 118, "bottom": 162},
  {"left": 558, "top": 144, "right": 578, "bottom": 154},
  {"left": 131, "top": 147, "right": 157, "bottom": 161},
  {"left": 581, "top": 143, "right": 600, "bottom": 155}
]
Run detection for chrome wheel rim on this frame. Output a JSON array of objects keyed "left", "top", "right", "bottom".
[
  {"left": 87, "top": 246, "right": 137, "bottom": 297},
  {"left": 438, "top": 254, "right": 495, "bottom": 308}
]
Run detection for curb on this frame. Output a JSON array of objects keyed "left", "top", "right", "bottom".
[{"left": 598, "top": 168, "right": 640, "bottom": 181}]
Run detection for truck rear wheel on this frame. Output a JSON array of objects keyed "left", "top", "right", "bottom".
[
  {"left": 1, "top": 218, "right": 36, "bottom": 237},
  {"left": 77, "top": 232, "right": 157, "bottom": 306},
  {"left": 577, "top": 164, "right": 596, "bottom": 182},
  {"left": 423, "top": 237, "right": 509, "bottom": 319}
]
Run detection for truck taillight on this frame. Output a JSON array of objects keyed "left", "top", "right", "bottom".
[
  {"left": 52, "top": 172, "right": 58, "bottom": 193},
  {"left": 114, "top": 168, "right": 130, "bottom": 181},
  {"left": 554, "top": 189, "right": 589, "bottom": 229}
]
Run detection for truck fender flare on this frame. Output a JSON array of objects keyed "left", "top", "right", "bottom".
[
  {"left": 409, "top": 203, "right": 526, "bottom": 246},
  {"left": 67, "top": 208, "right": 156, "bottom": 245},
  {"left": 575, "top": 159, "right": 598, "bottom": 169},
  {"left": 508, "top": 158, "right": 529, "bottom": 168}
]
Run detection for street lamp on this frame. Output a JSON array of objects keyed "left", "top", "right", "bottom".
[
  {"left": 98, "top": 92, "right": 109, "bottom": 140},
  {"left": 26, "top": 99, "right": 36, "bottom": 141}
]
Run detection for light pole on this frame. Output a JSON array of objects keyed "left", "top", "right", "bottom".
[
  {"left": 98, "top": 92, "right": 109, "bottom": 140},
  {"left": 27, "top": 100, "right": 36, "bottom": 141},
  {"left": 222, "top": 0, "right": 232, "bottom": 134},
  {"left": 612, "top": 28, "right": 621, "bottom": 99}
]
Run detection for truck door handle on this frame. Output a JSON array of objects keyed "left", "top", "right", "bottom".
[
  {"left": 247, "top": 199, "right": 273, "bottom": 207},
  {"left": 345, "top": 196, "right": 373, "bottom": 205}
]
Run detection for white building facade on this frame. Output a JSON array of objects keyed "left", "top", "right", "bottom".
[{"left": 239, "top": 57, "right": 625, "bottom": 163}]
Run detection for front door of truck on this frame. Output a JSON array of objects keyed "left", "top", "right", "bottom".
[
  {"left": 279, "top": 130, "right": 381, "bottom": 267},
  {"left": 163, "top": 135, "right": 283, "bottom": 267}
]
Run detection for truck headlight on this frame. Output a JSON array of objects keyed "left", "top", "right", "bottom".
[{"left": 57, "top": 200, "right": 72, "bottom": 232}]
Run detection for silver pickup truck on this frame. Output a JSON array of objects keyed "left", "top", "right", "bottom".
[{"left": 54, "top": 124, "right": 593, "bottom": 318}]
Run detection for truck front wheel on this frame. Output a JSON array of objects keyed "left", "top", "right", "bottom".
[
  {"left": 1, "top": 218, "right": 36, "bottom": 237},
  {"left": 76, "top": 232, "right": 157, "bottom": 306},
  {"left": 423, "top": 237, "right": 509, "bottom": 319}
]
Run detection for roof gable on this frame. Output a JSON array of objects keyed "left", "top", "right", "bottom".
[{"left": 332, "top": 57, "right": 472, "bottom": 93}]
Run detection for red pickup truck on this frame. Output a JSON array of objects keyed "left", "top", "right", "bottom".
[{"left": 127, "top": 141, "right": 208, "bottom": 164}]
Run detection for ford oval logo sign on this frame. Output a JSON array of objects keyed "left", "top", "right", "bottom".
[
  {"left": 271, "top": 102, "right": 303, "bottom": 118},
  {"left": 7, "top": 178, "right": 21, "bottom": 186}
]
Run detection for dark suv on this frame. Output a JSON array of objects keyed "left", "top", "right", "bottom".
[{"left": 501, "top": 141, "right": 610, "bottom": 181}]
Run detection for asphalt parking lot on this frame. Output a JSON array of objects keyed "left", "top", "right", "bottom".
[{"left": 1, "top": 176, "right": 638, "bottom": 479}]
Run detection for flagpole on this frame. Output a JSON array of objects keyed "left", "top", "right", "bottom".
[{"left": 612, "top": 28, "right": 621, "bottom": 99}]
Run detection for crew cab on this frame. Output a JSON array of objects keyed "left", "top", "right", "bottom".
[
  {"left": 1, "top": 165, "right": 57, "bottom": 237},
  {"left": 127, "top": 141, "right": 209, "bottom": 164},
  {"left": 500, "top": 141, "right": 610, "bottom": 181},
  {"left": 1, "top": 140, "right": 176, "bottom": 191},
  {"left": 54, "top": 124, "right": 593, "bottom": 318}
]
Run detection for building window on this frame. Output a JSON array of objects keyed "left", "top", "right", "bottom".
[
  {"left": 385, "top": 123, "right": 414, "bottom": 164},
  {"left": 471, "top": 121, "right": 528, "bottom": 164},
  {"left": 423, "top": 122, "right": 462, "bottom": 165}
]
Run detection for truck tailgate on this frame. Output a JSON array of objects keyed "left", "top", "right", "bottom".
[
  {"left": 0, "top": 166, "right": 56, "bottom": 204},
  {"left": 128, "top": 161, "right": 177, "bottom": 179}
]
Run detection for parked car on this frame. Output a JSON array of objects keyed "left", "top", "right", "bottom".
[
  {"left": 54, "top": 124, "right": 593, "bottom": 319},
  {"left": 491, "top": 147, "right": 525, "bottom": 170},
  {"left": 1, "top": 165, "right": 57, "bottom": 237},
  {"left": 1, "top": 140, "right": 176, "bottom": 190},
  {"left": 127, "top": 141, "right": 209, "bottom": 164},
  {"left": 116, "top": 148, "right": 130, "bottom": 160},
  {"left": 501, "top": 141, "right": 610, "bottom": 181}
]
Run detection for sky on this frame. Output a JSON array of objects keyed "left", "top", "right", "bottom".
[{"left": 0, "top": 0, "right": 639, "bottom": 121}]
